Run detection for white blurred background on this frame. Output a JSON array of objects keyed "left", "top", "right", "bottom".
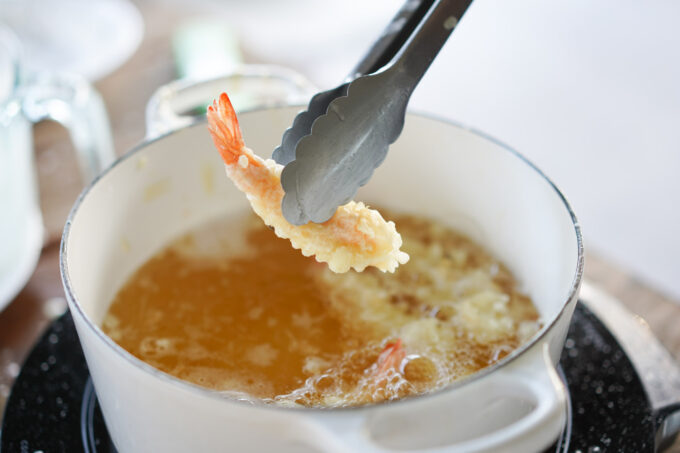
[
  {"left": 3, "top": 0, "right": 678, "bottom": 301},
  {"left": 182, "top": 0, "right": 679, "bottom": 300}
]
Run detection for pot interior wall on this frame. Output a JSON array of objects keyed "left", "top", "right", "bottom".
[{"left": 65, "top": 107, "right": 579, "bottom": 330}]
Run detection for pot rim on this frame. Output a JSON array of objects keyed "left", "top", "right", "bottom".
[{"left": 59, "top": 106, "right": 584, "bottom": 413}]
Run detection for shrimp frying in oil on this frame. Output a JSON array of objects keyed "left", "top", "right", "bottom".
[{"left": 207, "top": 92, "right": 409, "bottom": 273}]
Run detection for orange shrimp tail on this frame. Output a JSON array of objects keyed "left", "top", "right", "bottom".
[
  {"left": 375, "top": 339, "right": 406, "bottom": 376},
  {"left": 207, "top": 93, "right": 246, "bottom": 166}
]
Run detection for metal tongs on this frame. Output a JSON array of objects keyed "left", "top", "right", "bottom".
[{"left": 273, "top": 0, "right": 473, "bottom": 225}]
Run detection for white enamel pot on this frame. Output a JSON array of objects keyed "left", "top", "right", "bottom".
[{"left": 60, "top": 80, "right": 583, "bottom": 453}]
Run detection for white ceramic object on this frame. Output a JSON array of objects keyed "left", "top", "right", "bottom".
[
  {"left": 145, "top": 65, "right": 318, "bottom": 139},
  {"left": 60, "top": 106, "right": 583, "bottom": 452},
  {"left": 0, "top": 26, "right": 114, "bottom": 311},
  {"left": 0, "top": 0, "right": 143, "bottom": 82}
]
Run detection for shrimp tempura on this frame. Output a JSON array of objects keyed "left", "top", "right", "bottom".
[{"left": 207, "top": 93, "right": 409, "bottom": 273}]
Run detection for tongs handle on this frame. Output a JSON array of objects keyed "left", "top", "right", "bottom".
[
  {"left": 348, "top": 0, "right": 436, "bottom": 80},
  {"left": 389, "top": 0, "right": 473, "bottom": 89},
  {"left": 272, "top": 0, "right": 436, "bottom": 166}
]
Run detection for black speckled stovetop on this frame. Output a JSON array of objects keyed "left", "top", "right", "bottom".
[
  {"left": 556, "top": 303, "right": 656, "bottom": 452},
  {"left": 0, "top": 315, "right": 113, "bottom": 453},
  {"left": 0, "top": 302, "right": 660, "bottom": 452}
]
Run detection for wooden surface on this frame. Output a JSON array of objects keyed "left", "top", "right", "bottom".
[{"left": 1, "top": 1, "right": 679, "bottom": 449}]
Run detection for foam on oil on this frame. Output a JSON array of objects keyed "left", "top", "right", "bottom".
[{"left": 103, "top": 210, "right": 540, "bottom": 407}]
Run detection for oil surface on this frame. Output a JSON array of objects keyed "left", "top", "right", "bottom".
[{"left": 103, "top": 211, "right": 540, "bottom": 406}]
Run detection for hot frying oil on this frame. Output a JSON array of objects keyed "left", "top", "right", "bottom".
[{"left": 103, "top": 211, "right": 540, "bottom": 407}]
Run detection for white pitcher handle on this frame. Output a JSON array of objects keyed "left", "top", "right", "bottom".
[
  {"left": 144, "top": 65, "right": 317, "bottom": 139},
  {"left": 0, "top": 70, "right": 114, "bottom": 304},
  {"left": 303, "top": 343, "right": 566, "bottom": 453},
  {"left": 18, "top": 72, "right": 116, "bottom": 182}
]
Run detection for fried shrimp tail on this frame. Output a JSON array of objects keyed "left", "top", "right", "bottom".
[
  {"left": 374, "top": 339, "right": 407, "bottom": 378},
  {"left": 207, "top": 92, "right": 409, "bottom": 273}
]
